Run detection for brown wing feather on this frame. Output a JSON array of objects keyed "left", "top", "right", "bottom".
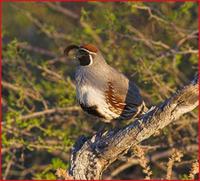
[
  {"left": 105, "top": 81, "right": 144, "bottom": 119},
  {"left": 105, "top": 82, "right": 126, "bottom": 115}
]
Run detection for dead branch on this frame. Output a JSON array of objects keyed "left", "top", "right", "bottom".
[{"left": 68, "top": 74, "right": 198, "bottom": 180}]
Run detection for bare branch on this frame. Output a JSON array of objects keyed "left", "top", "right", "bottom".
[
  {"left": 19, "top": 106, "right": 80, "bottom": 120},
  {"left": 68, "top": 74, "right": 198, "bottom": 180},
  {"left": 44, "top": 2, "right": 79, "bottom": 20},
  {"left": 17, "top": 43, "right": 57, "bottom": 57},
  {"left": 2, "top": 81, "right": 42, "bottom": 101}
]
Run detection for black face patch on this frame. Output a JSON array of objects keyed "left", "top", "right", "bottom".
[
  {"left": 78, "top": 54, "right": 91, "bottom": 66},
  {"left": 78, "top": 50, "right": 92, "bottom": 66}
]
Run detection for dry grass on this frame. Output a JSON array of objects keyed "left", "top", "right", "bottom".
[
  {"left": 132, "top": 145, "right": 152, "bottom": 179},
  {"left": 188, "top": 161, "right": 199, "bottom": 180},
  {"left": 56, "top": 168, "right": 73, "bottom": 180},
  {"left": 166, "top": 149, "right": 183, "bottom": 180}
]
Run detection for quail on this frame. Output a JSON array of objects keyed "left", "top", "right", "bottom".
[{"left": 64, "top": 44, "right": 146, "bottom": 123}]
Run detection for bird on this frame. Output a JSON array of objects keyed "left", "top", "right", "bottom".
[{"left": 64, "top": 44, "right": 146, "bottom": 123}]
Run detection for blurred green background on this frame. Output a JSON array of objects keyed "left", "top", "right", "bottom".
[{"left": 2, "top": 2, "right": 198, "bottom": 180}]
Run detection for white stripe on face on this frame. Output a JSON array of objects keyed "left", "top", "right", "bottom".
[
  {"left": 80, "top": 48, "right": 97, "bottom": 55},
  {"left": 88, "top": 54, "right": 93, "bottom": 65}
]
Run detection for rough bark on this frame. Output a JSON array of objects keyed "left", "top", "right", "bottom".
[{"left": 69, "top": 75, "right": 198, "bottom": 180}]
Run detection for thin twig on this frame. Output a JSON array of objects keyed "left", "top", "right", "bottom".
[
  {"left": 20, "top": 106, "right": 80, "bottom": 120},
  {"left": 2, "top": 81, "right": 41, "bottom": 101}
]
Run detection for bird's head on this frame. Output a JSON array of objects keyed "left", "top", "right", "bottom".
[{"left": 64, "top": 44, "right": 104, "bottom": 66}]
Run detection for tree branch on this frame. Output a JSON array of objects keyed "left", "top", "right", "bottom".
[
  {"left": 19, "top": 106, "right": 80, "bottom": 120},
  {"left": 68, "top": 74, "right": 198, "bottom": 180}
]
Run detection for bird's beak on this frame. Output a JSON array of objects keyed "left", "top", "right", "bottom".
[{"left": 64, "top": 45, "right": 80, "bottom": 56}]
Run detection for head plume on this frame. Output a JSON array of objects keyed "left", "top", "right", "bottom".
[{"left": 64, "top": 45, "right": 79, "bottom": 56}]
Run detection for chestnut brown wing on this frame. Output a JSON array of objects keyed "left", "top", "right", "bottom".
[
  {"left": 105, "top": 81, "right": 143, "bottom": 119},
  {"left": 105, "top": 82, "right": 126, "bottom": 115}
]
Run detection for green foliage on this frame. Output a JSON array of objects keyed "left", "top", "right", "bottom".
[
  {"left": 34, "top": 158, "right": 69, "bottom": 179},
  {"left": 2, "top": 2, "right": 198, "bottom": 180}
]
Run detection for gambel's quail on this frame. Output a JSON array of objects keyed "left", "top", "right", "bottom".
[{"left": 65, "top": 44, "right": 146, "bottom": 123}]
